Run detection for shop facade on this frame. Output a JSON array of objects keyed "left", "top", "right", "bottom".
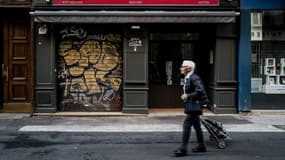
[
  {"left": 0, "top": 0, "right": 33, "bottom": 113},
  {"left": 32, "top": 0, "right": 239, "bottom": 114},
  {"left": 239, "top": 0, "right": 285, "bottom": 111}
]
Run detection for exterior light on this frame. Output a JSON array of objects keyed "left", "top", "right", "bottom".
[{"left": 38, "top": 24, "right": 48, "bottom": 35}]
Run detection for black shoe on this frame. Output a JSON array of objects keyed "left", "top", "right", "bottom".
[
  {"left": 173, "top": 148, "right": 187, "bottom": 157},
  {"left": 192, "top": 146, "right": 206, "bottom": 152}
]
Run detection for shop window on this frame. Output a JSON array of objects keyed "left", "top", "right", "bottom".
[
  {"left": 251, "top": 10, "right": 285, "bottom": 94},
  {"left": 251, "top": 12, "right": 262, "bottom": 27},
  {"left": 263, "top": 10, "right": 285, "bottom": 27}
]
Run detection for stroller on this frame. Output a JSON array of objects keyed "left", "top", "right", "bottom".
[{"left": 200, "top": 116, "right": 231, "bottom": 149}]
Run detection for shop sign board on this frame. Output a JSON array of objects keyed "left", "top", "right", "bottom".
[
  {"left": 128, "top": 38, "right": 142, "bottom": 52},
  {"left": 54, "top": 0, "right": 219, "bottom": 6}
]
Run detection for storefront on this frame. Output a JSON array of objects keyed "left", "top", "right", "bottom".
[
  {"left": 239, "top": 0, "right": 285, "bottom": 111},
  {"left": 1, "top": 0, "right": 32, "bottom": 113},
  {"left": 32, "top": 0, "right": 239, "bottom": 114}
]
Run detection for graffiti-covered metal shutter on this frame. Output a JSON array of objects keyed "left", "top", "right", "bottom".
[{"left": 57, "top": 25, "right": 123, "bottom": 112}]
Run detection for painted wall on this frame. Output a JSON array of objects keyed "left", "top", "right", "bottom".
[
  {"left": 241, "top": 0, "right": 285, "bottom": 9},
  {"left": 238, "top": 10, "right": 251, "bottom": 112}
]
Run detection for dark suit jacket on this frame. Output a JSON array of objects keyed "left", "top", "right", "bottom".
[{"left": 184, "top": 73, "right": 209, "bottom": 115}]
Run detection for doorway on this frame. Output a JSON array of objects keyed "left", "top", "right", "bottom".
[
  {"left": 2, "top": 14, "right": 32, "bottom": 112},
  {"left": 149, "top": 33, "right": 198, "bottom": 108}
]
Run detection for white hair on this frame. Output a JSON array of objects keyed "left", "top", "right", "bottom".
[{"left": 182, "top": 60, "right": 195, "bottom": 70}]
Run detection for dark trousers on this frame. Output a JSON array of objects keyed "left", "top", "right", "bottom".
[{"left": 181, "top": 114, "right": 205, "bottom": 150}]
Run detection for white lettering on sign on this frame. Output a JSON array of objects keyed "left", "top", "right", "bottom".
[{"left": 128, "top": 38, "right": 142, "bottom": 51}]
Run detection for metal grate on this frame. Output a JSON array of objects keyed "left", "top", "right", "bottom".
[{"left": 251, "top": 42, "right": 262, "bottom": 78}]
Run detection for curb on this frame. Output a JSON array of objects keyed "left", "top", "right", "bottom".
[
  {"left": 248, "top": 110, "right": 285, "bottom": 115},
  {"left": 32, "top": 112, "right": 147, "bottom": 117}
]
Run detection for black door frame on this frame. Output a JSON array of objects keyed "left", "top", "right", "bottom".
[{"left": 0, "top": 18, "right": 3, "bottom": 110}]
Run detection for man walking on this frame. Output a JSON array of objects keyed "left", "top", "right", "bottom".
[{"left": 173, "top": 60, "right": 208, "bottom": 157}]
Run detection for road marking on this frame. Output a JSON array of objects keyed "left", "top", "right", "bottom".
[{"left": 18, "top": 124, "right": 285, "bottom": 132}]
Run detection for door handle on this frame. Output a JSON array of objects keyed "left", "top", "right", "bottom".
[
  {"left": 1, "top": 64, "right": 3, "bottom": 77},
  {"left": 6, "top": 66, "right": 8, "bottom": 82},
  {"left": 2, "top": 64, "right": 8, "bottom": 81}
]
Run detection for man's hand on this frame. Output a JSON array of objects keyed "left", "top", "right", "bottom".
[{"left": 181, "top": 94, "right": 188, "bottom": 101}]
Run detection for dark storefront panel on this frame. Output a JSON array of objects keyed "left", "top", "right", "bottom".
[
  {"left": 209, "top": 24, "right": 238, "bottom": 113},
  {"left": 147, "top": 23, "right": 238, "bottom": 113},
  {"left": 149, "top": 41, "right": 183, "bottom": 108},
  {"left": 56, "top": 25, "right": 123, "bottom": 112},
  {"left": 123, "top": 27, "right": 149, "bottom": 114},
  {"left": 0, "top": 18, "right": 3, "bottom": 109},
  {"left": 34, "top": 23, "right": 238, "bottom": 113},
  {"left": 32, "top": 0, "right": 240, "bottom": 114},
  {"left": 35, "top": 23, "right": 57, "bottom": 113},
  {"left": 149, "top": 31, "right": 199, "bottom": 108},
  {"left": 0, "top": 0, "right": 31, "bottom": 6},
  {"left": 252, "top": 94, "right": 285, "bottom": 109}
]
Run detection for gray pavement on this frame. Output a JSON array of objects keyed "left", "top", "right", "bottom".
[
  {"left": 0, "top": 110, "right": 285, "bottom": 160},
  {"left": 1, "top": 110, "right": 284, "bottom": 133},
  {"left": 1, "top": 110, "right": 285, "bottom": 133}
]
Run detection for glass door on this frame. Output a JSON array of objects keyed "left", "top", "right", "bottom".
[{"left": 149, "top": 38, "right": 196, "bottom": 108}]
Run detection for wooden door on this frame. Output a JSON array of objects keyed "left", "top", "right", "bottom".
[{"left": 3, "top": 14, "right": 32, "bottom": 112}]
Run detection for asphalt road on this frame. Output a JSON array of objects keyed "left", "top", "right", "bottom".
[
  {"left": 0, "top": 114, "right": 285, "bottom": 160},
  {"left": 0, "top": 131, "right": 285, "bottom": 160}
]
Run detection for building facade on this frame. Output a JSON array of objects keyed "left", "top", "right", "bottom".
[
  {"left": 0, "top": 0, "right": 33, "bottom": 113},
  {"left": 239, "top": 0, "right": 285, "bottom": 111},
  {"left": 31, "top": 0, "right": 240, "bottom": 114},
  {"left": 0, "top": 0, "right": 241, "bottom": 114},
  {"left": 2, "top": 0, "right": 284, "bottom": 114}
]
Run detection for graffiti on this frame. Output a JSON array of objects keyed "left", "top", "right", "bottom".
[
  {"left": 87, "top": 34, "right": 121, "bottom": 42},
  {"left": 60, "top": 26, "right": 87, "bottom": 39},
  {"left": 57, "top": 27, "right": 122, "bottom": 111}
]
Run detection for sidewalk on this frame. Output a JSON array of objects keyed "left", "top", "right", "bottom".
[
  {"left": 1, "top": 108, "right": 284, "bottom": 133},
  {"left": 1, "top": 110, "right": 285, "bottom": 160}
]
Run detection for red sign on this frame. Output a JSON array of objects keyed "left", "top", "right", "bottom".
[{"left": 54, "top": 0, "right": 219, "bottom": 6}]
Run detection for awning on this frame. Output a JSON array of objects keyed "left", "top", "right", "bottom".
[{"left": 30, "top": 10, "right": 239, "bottom": 23}]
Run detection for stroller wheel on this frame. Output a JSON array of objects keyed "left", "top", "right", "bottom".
[{"left": 217, "top": 141, "right": 226, "bottom": 149}]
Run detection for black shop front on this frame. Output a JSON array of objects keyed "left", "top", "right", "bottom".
[{"left": 32, "top": 0, "right": 239, "bottom": 114}]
